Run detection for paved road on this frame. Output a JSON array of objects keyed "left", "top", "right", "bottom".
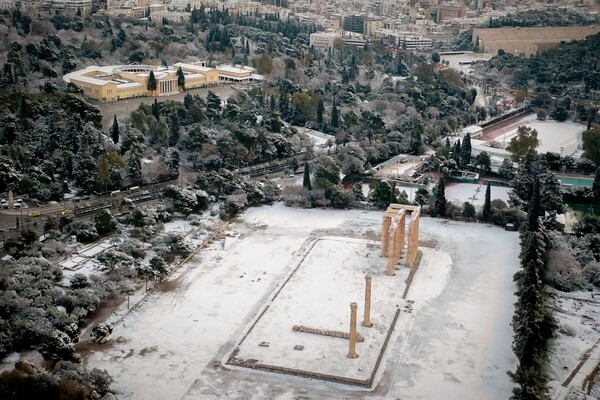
[{"left": 97, "top": 84, "right": 239, "bottom": 130}]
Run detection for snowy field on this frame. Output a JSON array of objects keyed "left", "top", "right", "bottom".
[
  {"left": 445, "top": 182, "right": 511, "bottom": 207},
  {"left": 483, "top": 114, "right": 585, "bottom": 156},
  {"left": 85, "top": 204, "right": 519, "bottom": 399}
]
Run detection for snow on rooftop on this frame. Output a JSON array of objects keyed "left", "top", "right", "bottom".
[
  {"left": 63, "top": 65, "right": 122, "bottom": 83},
  {"left": 172, "top": 62, "right": 213, "bottom": 73},
  {"left": 116, "top": 82, "right": 143, "bottom": 89},
  {"left": 70, "top": 75, "right": 113, "bottom": 86},
  {"left": 217, "top": 65, "right": 255, "bottom": 74}
]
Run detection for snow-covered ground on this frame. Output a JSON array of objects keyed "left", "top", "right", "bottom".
[
  {"left": 547, "top": 290, "right": 600, "bottom": 399},
  {"left": 445, "top": 182, "right": 511, "bottom": 208},
  {"left": 296, "top": 127, "right": 335, "bottom": 147},
  {"left": 482, "top": 114, "right": 585, "bottom": 157},
  {"left": 84, "top": 204, "right": 519, "bottom": 400}
]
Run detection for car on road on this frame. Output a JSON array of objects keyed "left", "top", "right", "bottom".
[
  {"left": 28, "top": 212, "right": 41, "bottom": 217},
  {"left": 61, "top": 209, "right": 73, "bottom": 216}
]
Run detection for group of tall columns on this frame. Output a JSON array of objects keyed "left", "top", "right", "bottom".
[
  {"left": 347, "top": 205, "right": 420, "bottom": 360},
  {"left": 159, "top": 79, "right": 177, "bottom": 94},
  {"left": 380, "top": 204, "right": 421, "bottom": 272}
]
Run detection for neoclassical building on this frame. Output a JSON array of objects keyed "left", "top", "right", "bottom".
[
  {"left": 63, "top": 62, "right": 262, "bottom": 102},
  {"left": 63, "top": 62, "right": 220, "bottom": 102}
]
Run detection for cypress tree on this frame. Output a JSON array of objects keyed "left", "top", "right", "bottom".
[
  {"left": 303, "top": 162, "right": 312, "bottom": 190},
  {"left": 434, "top": 177, "right": 447, "bottom": 217},
  {"left": 331, "top": 101, "right": 339, "bottom": 128},
  {"left": 110, "top": 115, "right": 119, "bottom": 144},
  {"left": 177, "top": 67, "right": 185, "bottom": 90},
  {"left": 510, "top": 179, "right": 552, "bottom": 398},
  {"left": 461, "top": 133, "right": 472, "bottom": 167},
  {"left": 593, "top": 167, "right": 600, "bottom": 201},
  {"left": 316, "top": 98, "right": 324, "bottom": 124},
  {"left": 147, "top": 70, "right": 157, "bottom": 94},
  {"left": 452, "top": 139, "right": 461, "bottom": 167},
  {"left": 481, "top": 182, "right": 491, "bottom": 222}
]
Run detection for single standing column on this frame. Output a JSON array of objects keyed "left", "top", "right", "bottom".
[
  {"left": 362, "top": 274, "right": 373, "bottom": 327},
  {"left": 381, "top": 216, "right": 391, "bottom": 256},
  {"left": 386, "top": 225, "right": 396, "bottom": 276},
  {"left": 347, "top": 302, "right": 358, "bottom": 358}
]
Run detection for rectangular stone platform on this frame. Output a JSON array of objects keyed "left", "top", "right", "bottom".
[{"left": 227, "top": 237, "right": 408, "bottom": 386}]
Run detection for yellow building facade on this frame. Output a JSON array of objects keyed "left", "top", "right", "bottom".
[{"left": 63, "top": 62, "right": 221, "bottom": 102}]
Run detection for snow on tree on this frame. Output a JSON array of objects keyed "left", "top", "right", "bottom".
[
  {"left": 509, "top": 155, "right": 564, "bottom": 215},
  {"left": 432, "top": 177, "right": 447, "bottom": 217},
  {"left": 97, "top": 250, "right": 135, "bottom": 272},
  {"left": 162, "top": 185, "right": 209, "bottom": 214},
  {"left": 126, "top": 142, "right": 144, "bottom": 186},
  {"left": 69, "top": 221, "right": 99, "bottom": 243},
  {"left": 94, "top": 209, "right": 117, "bottom": 236},
  {"left": 90, "top": 323, "right": 113, "bottom": 344}
]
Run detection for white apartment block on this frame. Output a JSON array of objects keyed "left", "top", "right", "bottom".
[
  {"left": 0, "top": 0, "right": 16, "bottom": 9},
  {"left": 309, "top": 31, "right": 341, "bottom": 52},
  {"left": 404, "top": 36, "right": 432, "bottom": 48},
  {"left": 42, "top": 0, "right": 93, "bottom": 13}
]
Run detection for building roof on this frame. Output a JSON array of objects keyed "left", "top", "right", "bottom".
[
  {"left": 217, "top": 65, "right": 255, "bottom": 75},
  {"left": 116, "top": 82, "right": 143, "bottom": 89},
  {"left": 70, "top": 75, "right": 113, "bottom": 86},
  {"left": 172, "top": 62, "right": 214, "bottom": 73}
]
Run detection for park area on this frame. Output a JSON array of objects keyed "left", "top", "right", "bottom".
[
  {"left": 82, "top": 203, "right": 522, "bottom": 399},
  {"left": 478, "top": 113, "right": 586, "bottom": 157}
]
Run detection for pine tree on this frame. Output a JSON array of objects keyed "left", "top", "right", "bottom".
[
  {"left": 433, "top": 177, "right": 447, "bottom": 217},
  {"left": 331, "top": 101, "right": 339, "bottom": 128},
  {"left": 183, "top": 93, "right": 193, "bottom": 110},
  {"left": 126, "top": 143, "right": 144, "bottom": 186},
  {"left": 147, "top": 70, "right": 157, "bottom": 94},
  {"left": 316, "top": 99, "right": 324, "bottom": 124},
  {"left": 177, "top": 67, "right": 185, "bottom": 90},
  {"left": 206, "top": 90, "right": 222, "bottom": 120},
  {"left": 461, "top": 133, "right": 472, "bottom": 167},
  {"left": 245, "top": 39, "right": 250, "bottom": 55},
  {"left": 481, "top": 182, "right": 491, "bottom": 222},
  {"left": 303, "top": 162, "right": 312, "bottom": 190},
  {"left": 410, "top": 130, "right": 422, "bottom": 155},
  {"left": 110, "top": 115, "right": 119, "bottom": 144}
]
